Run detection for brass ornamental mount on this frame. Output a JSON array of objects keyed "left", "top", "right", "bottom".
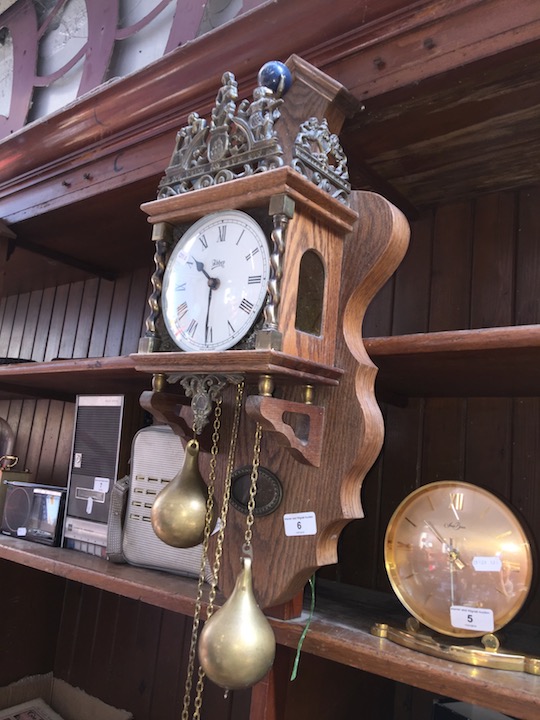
[
  {"left": 157, "top": 70, "right": 285, "bottom": 197},
  {"left": 166, "top": 373, "right": 244, "bottom": 435},
  {"left": 292, "top": 116, "right": 350, "bottom": 203},
  {"left": 156, "top": 64, "right": 350, "bottom": 203}
]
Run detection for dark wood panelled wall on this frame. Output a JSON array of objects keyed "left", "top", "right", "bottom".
[
  {"left": 0, "top": 269, "right": 149, "bottom": 485},
  {"left": 339, "top": 185, "right": 540, "bottom": 629},
  {"left": 1, "top": 184, "right": 538, "bottom": 718}
]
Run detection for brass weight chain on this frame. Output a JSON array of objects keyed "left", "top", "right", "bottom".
[
  {"left": 181, "top": 381, "right": 245, "bottom": 720},
  {"left": 206, "top": 381, "right": 245, "bottom": 620},
  {"left": 243, "top": 421, "right": 263, "bottom": 554},
  {"left": 180, "top": 396, "right": 222, "bottom": 720}
]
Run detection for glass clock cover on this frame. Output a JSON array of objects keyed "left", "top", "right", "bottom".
[{"left": 162, "top": 210, "right": 270, "bottom": 352}]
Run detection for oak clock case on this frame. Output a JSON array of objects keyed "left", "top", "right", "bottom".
[
  {"left": 131, "top": 56, "right": 410, "bottom": 706},
  {"left": 133, "top": 57, "right": 410, "bottom": 629}
]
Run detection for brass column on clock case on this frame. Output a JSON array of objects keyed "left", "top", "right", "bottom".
[{"left": 133, "top": 55, "right": 410, "bottom": 614}]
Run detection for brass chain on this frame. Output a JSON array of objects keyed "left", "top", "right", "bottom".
[
  {"left": 180, "top": 397, "right": 222, "bottom": 720},
  {"left": 207, "top": 380, "right": 245, "bottom": 617},
  {"left": 243, "top": 421, "right": 263, "bottom": 551},
  {"left": 182, "top": 381, "right": 245, "bottom": 720}
]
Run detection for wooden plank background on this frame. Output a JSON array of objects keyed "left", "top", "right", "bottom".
[
  {"left": 338, "top": 184, "right": 540, "bottom": 633},
  {"left": 0, "top": 269, "right": 150, "bottom": 486}
]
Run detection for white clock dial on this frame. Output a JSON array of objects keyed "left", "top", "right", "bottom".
[{"left": 162, "top": 210, "right": 270, "bottom": 352}]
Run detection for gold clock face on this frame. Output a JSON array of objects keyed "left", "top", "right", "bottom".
[{"left": 384, "top": 481, "right": 533, "bottom": 638}]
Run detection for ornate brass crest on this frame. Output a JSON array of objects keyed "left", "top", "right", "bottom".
[
  {"left": 158, "top": 71, "right": 284, "bottom": 197},
  {"left": 293, "top": 117, "right": 351, "bottom": 203},
  {"left": 157, "top": 63, "right": 351, "bottom": 204}
]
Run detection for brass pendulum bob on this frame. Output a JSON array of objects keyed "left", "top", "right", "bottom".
[
  {"left": 198, "top": 555, "right": 276, "bottom": 690},
  {"left": 151, "top": 438, "right": 215, "bottom": 548}
]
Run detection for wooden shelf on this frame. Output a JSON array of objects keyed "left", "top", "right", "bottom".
[
  {"left": 365, "top": 325, "right": 540, "bottom": 398},
  {"left": 0, "top": 356, "right": 153, "bottom": 401},
  {"left": 272, "top": 582, "right": 540, "bottom": 720},
  {"left": 0, "top": 536, "right": 204, "bottom": 616},
  {"left": 0, "top": 537, "right": 538, "bottom": 720},
  {"left": 0, "top": 350, "right": 342, "bottom": 403},
  {"left": 2, "top": 325, "right": 536, "bottom": 401}
]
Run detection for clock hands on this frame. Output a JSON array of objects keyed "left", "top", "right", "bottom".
[
  {"left": 194, "top": 259, "right": 220, "bottom": 290},
  {"left": 194, "top": 258, "right": 211, "bottom": 279},
  {"left": 425, "top": 520, "right": 466, "bottom": 570},
  {"left": 449, "top": 542, "right": 456, "bottom": 605},
  {"left": 194, "top": 259, "right": 221, "bottom": 344},
  {"left": 425, "top": 520, "right": 446, "bottom": 546},
  {"left": 205, "top": 286, "right": 213, "bottom": 344},
  {"left": 448, "top": 546, "right": 465, "bottom": 570}
]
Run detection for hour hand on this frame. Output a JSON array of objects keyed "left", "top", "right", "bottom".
[
  {"left": 425, "top": 520, "right": 465, "bottom": 569},
  {"left": 194, "top": 258, "right": 211, "bottom": 280},
  {"left": 194, "top": 258, "right": 219, "bottom": 290}
]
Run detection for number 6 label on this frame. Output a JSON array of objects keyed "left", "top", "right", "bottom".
[
  {"left": 283, "top": 512, "right": 317, "bottom": 537},
  {"left": 450, "top": 605, "right": 494, "bottom": 632}
]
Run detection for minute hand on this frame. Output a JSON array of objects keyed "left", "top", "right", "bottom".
[
  {"left": 425, "top": 520, "right": 446, "bottom": 545},
  {"left": 425, "top": 520, "right": 465, "bottom": 570},
  {"left": 204, "top": 286, "right": 213, "bottom": 344}
]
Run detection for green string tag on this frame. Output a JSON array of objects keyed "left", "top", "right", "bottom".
[{"left": 290, "top": 574, "right": 316, "bottom": 681}]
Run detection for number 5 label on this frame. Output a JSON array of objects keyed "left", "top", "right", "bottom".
[
  {"left": 450, "top": 605, "right": 494, "bottom": 632},
  {"left": 283, "top": 512, "right": 317, "bottom": 537}
]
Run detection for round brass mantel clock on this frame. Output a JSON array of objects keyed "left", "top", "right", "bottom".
[{"left": 384, "top": 480, "right": 533, "bottom": 638}]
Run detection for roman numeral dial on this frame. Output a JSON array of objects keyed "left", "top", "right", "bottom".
[{"left": 161, "top": 210, "right": 271, "bottom": 351}]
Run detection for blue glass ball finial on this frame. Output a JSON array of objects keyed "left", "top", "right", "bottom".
[{"left": 257, "top": 61, "right": 292, "bottom": 98}]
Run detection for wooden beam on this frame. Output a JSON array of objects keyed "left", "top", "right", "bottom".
[
  {"left": 1, "top": 0, "right": 539, "bottom": 224},
  {"left": 312, "top": 0, "right": 540, "bottom": 101}
]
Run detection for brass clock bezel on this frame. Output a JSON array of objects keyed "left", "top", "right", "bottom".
[{"left": 384, "top": 480, "right": 534, "bottom": 638}]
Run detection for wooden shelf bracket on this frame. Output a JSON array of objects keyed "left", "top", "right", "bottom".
[{"left": 245, "top": 394, "right": 325, "bottom": 467}]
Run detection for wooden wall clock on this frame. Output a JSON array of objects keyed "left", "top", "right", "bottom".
[{"left": 132, "top": 55, "right": 410, "bottom": 623}]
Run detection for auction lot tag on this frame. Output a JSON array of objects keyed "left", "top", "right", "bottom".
[
  {"left": 450, "top": 605, "right": 494, "bottom": 632},
  {"left": 284, "top": 512, "right": 317, "bottom": 537}
]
